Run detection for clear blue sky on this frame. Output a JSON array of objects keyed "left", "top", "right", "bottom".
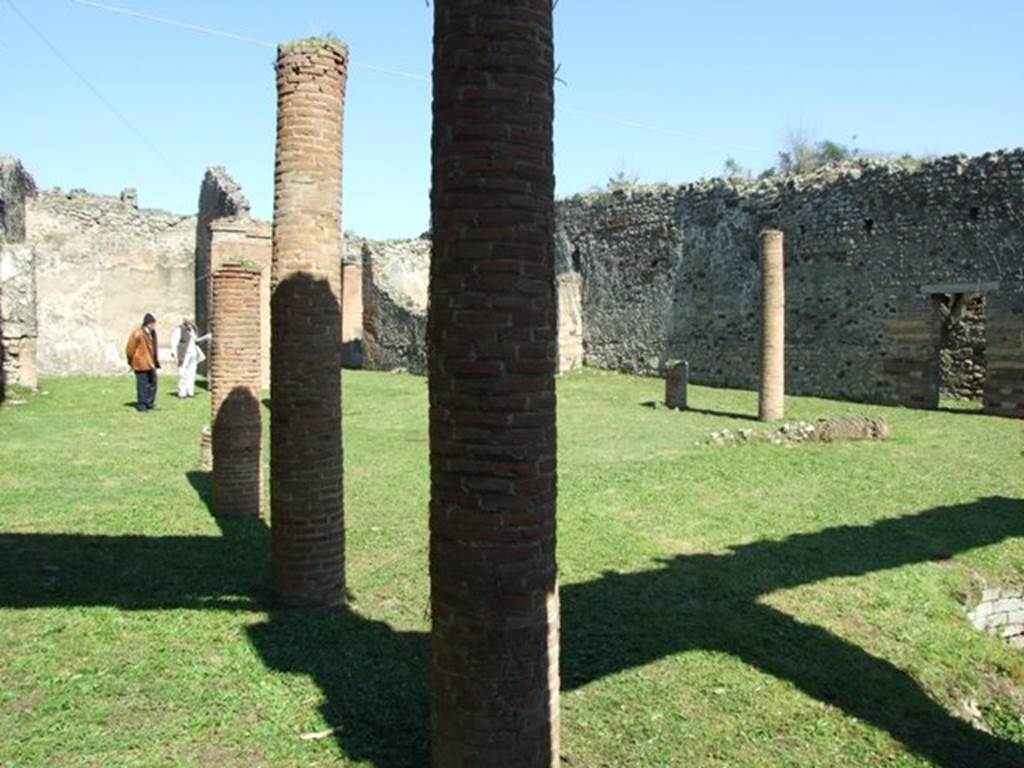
[{"left": 2, "top": 0, "right": 1021, "bottom": 239}]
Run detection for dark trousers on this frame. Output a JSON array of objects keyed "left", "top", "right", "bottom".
[{"left": 134, "top": 370, "right": 158, "bottom": 411}]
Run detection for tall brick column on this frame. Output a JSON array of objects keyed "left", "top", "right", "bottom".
[
  {"left": 429, "top": 2, "right": 559, "bottom": 766},
  {"left": 211, "top": 263, "right": 263, "bottom": 517},
  {"left": 271, "top": 38, "right": 347, "bottom": 608},
  {"left": 759, "top": 229, "right": 785, "bottom": 421}
]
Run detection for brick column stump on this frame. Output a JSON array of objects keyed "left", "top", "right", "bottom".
[
  {"left": 271, "top": 38, "right": 348, "bottom": 608},
  {"left": 430, "top": 2, "right": 560, "bottom": 766},
  {"left": 665, "top": 360, "right": 689, "bottom": 410},
  {"left": 759, "top": 229, "right": 785, "bottom": 421},
  {"left": 211, "top": 263, "right": 263, "bottom": 517}
]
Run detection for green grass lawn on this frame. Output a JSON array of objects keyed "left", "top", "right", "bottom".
[{"left": 1, "top": 369, "right": 1022, "bottom": 767}]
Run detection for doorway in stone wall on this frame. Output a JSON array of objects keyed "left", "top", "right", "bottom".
[{"left": 926, "top": 284, "right": 996, "bottom": 404}]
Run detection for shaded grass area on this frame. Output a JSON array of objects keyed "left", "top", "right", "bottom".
[{"left": 1, "top": 369, "right": 1022, "bottom": 766}]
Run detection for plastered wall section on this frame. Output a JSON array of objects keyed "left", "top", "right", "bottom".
[{"left": 27, "top": 190, "right": 196, "bottom": 375}]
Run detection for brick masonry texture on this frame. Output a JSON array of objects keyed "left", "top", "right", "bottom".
[
  {"left": 211, "top": 264, "right": 263, "bottom": 517},
  {"left": 270, "top": 38, "right": 348, "bottom": 608},
  {"left": 209, "top": 217, "right": 272, "bottom": 388},
  {"left": 759, "top": 229, "right": 785, "bottom": 421},
  {"left": 195, "top": 167, "right": 251, "bottom": 339},
  {"left": 429, "top": 2, "right": 560, "bottom": 765}
]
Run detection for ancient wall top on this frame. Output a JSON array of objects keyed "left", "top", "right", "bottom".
[
  {"left": 0, "top": 156, "right": 38, "bottom": 244},
  {"left": 198, "top": 166, "right": 250, "bottom": 219}
]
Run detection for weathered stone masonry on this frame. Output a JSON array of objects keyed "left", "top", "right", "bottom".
[
  {"left": 0, "top": 157, "right": 39, "bottom": 395},
  {"left": 270, "top": 38, "right": 348, "bottom": 608},
  {"left": 360, "top": 235, "right": 430, "bottom": 374},
  {"left": 555, "top": 150, "right": 1024, "bottom": 413},
  {"left": 211, "top": 263, "right": 263, "bottom": 518},
  {"left": 430, "top": 1, "right": 560, "bottom": 764},
  {"left": 27, "top": 186, "right": 195, "bottom": 375},
  {"left": 556, "top": 187, "right": 680, "bottom": 375}
]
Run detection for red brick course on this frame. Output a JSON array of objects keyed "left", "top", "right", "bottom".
[
  {"left": 983, "top": 293, "right": 1024, "bottom": 418},
  {"left": 271, "top": 39, "right": 348, "bottom": 608},
  {"left": 210, "top": 263, "right": 263, "bottom": 517},
  {"left": 429, "top": 2, "right": 559, "bottom": 765}
]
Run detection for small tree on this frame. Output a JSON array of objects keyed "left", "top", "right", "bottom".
[
  {"left": 606, "top": 169, "right": 639, "bottom": 191},
  {"left": 776, "top": 132, "right": 855, "bottom": 175},
  {"left": 722, "top": 157, "right": 752, "bottom": 181}
]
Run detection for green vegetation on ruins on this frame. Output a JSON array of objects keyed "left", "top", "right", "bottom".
[
  {"left": 722, "top": 131, "right": 932, "bottom": 182},
  {"left": 279, "top": 35, "right": 349, "bottom": 57},
  {"left": 1, "top": 370, "right": 1022, "bottom": 766}
]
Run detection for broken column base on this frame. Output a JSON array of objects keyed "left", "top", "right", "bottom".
[{"left": 665, "top": 360, "right": 688, "bottom": 410}]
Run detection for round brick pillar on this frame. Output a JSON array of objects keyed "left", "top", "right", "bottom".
[
  {"left": 210, "top": 263, "right": 263, "bottom": 517},
  {"left": 270, "top": 38, "right": 347, "bottom": 608},
  {"left": 759, "top": 229, "right": 785, "bottom": 421},
  {"left": 430, "top": 2, "right": 559, "bottom": 766}
]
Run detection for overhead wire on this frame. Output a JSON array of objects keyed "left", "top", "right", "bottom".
[
  {"left": 68, "top": 0, "right": 430, "bottom": 82},
  {"left": 5, "top": 0, "right": 189, "bottom": 179},
  {"left": 65, "top": 0, "right": 761, "bottom": 152}
]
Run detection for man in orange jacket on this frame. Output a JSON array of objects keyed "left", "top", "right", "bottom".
[{"left": 126, "top": 313, "right": 160, "bottom": 412}]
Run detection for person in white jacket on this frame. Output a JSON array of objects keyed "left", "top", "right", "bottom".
[{"left": 170, "top": 319, "right": 211, "bottom": 398}]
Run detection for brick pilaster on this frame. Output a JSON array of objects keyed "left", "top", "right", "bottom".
[
  {"left": 983, "top": 292, "right": 1024, "bottom": 417},
  {"left": 211, "top": 263, "right": 263, "bottom": 517},
  {"left": 429, "top": 2, "right": 559, "bottom": 766},
  {"left": 270, "top": 38, "right": 347, "bottom": 607}
]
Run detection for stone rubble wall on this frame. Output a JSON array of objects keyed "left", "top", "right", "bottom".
[
  {"left": 0, "top": 156, "right": 39, "bottom": 397},
  {"left": 1, "top": 156, "right": 36, "bottom": 243},
  {"left": 556, "top": 187, "right": 682, "bottom": 374},
  {"left": 557, "top": 149, "right": 1024, "bottom": 407},
  {"left": 0, "top": 157, "right": 39, "bottom": 394},
  {"left": 27, "top": 188, "right": 196, "bottom": 375},
  {"left": 359, "top": 235, "right": 430, "bottom": 374},
  {"left": 1, "top": 158, "right": 424, "bottom": 381},
  {"left": 5, "top": 146, "right": 1021, "bottom": 413},
  {"left": 356, "top": 226, "right": 585, "bottom": 376},
  {"left": 0, "top": 244, "right": 38, "bottom": 391},
  {"left": 939, "top": 294, "right": 986, "bottom": 400}
]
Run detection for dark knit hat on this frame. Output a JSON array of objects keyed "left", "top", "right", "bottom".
[{"left": 143, "top": 313, "right": 156, "bottom": 325}]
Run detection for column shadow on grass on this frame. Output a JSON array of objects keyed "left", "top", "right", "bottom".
[
  {"left": 1, "top": 495, "right": 1022, "bottom": 766},
  {"left": 640, "top": 401, "right": 761, "bottom": 422},
  {"left": 561, "top": 495, "right": 1024, "bottom": 768}
]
